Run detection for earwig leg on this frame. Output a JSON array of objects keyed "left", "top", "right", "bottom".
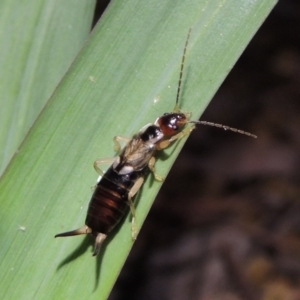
[
  {"left": 148, "top": 157, "right": 164, "bottom": 181},
  {"left": 93, "top": 233, "right": 107, "bottom": 256},
  {"left": 93, "top": 157, "right": 116, "bottom": 175},
  {"left": 128, "top": 177, "right": 144, "bottom": 240},
  {"left": 93, "top": 157, "right": 118, "bottom": 190},
  {"left": 168, "top": 125, "right": 195, "bottom": 143},
  {"left": 113, "top": 136, "right": 131, "bottom": 153},
  {"left": 157, "top": 126, "right": 195, "bottom": 150},
  {"left": 55, "top": 225, "right": 92, "bottom": 238}
]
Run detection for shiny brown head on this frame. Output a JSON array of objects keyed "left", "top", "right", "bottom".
[{"left": 155, "top": 112, "right": 189, "bottom": 136}]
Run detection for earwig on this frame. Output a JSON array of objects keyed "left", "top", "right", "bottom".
[{"left": 55, "top": 28, "right": 256, "bottom": 256}]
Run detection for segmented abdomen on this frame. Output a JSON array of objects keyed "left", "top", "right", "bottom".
[{"left": 85, "top": 166, "right": 145, "bottom": 236}]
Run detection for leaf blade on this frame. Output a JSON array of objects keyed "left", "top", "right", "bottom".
[{"left": 0, "top": 0, "right": 277, "bottom": 299}]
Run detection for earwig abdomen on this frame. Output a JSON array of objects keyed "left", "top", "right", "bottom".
[
  {"left": 55, "top": 163, "right": 149, "bottom": 256},
  {"left": 86, "top": 169, "right": 129, "bottom": 235},
  {"left": 86, "top": 164, "right": 149, "bottom": 236}
]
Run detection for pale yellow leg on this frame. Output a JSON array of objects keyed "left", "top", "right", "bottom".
[
  {"left": 113, "top": 136, "right": 131, "bottom": 153},
  {"left": 128, "top": 177, "right": 144, "bottom": 240},
  {"left": 148, "top": 157, "right": 164, "bottom": 181},
  {"left": 93, "top": 157, "right": 116, "bottom": 175},
  {"left": 157, "top": 126, "right": 195, "bottom": 150}
]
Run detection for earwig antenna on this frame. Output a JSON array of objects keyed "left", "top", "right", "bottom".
[
  {"left": 174, "top": 28, "right": 192, "bottom": 112},
  {"left": 190, "top": 121, "right": 257, "bottom": 138}
]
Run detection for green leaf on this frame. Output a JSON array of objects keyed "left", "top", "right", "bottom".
[
  {"left": 0, "top": 0, "right": 95, "bottom": 174},
  {"left": 0, "top": 0, "right": 277, "bottom": 299}
]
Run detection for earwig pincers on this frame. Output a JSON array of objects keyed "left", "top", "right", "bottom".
[{"left": 55, "top": 28, "right": 256, "bottom": 256}]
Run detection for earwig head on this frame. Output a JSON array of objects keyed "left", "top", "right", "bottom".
[{"left": 155, "top": 112, "right": 190, "bottom": 136}]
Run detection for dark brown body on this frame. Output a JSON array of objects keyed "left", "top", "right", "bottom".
[{"left": 87, "top": 163, "right": 149, "bottom": 237}]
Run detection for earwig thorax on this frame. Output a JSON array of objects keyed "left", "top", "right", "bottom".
[{"left": 140, "top": 125, "right": 163, "bottom": 143}]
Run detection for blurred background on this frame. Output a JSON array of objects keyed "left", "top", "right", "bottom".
[{"left": 96, "top": 0, "right": 300, "bottom": 299}]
